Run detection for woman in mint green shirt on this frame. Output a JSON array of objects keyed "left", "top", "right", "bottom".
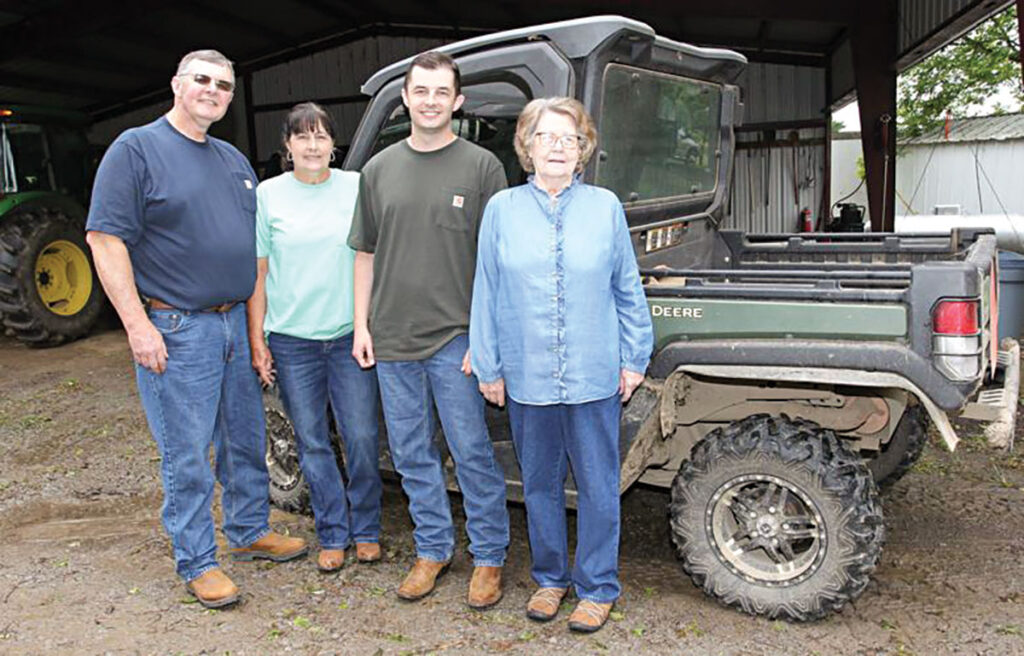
[{"left": 247, "top": 103, "right": 381, "bottom": 572}]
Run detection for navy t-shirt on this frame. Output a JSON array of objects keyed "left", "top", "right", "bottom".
[{"left": 86, "top": 116, "right": 258, "bottom": 310}]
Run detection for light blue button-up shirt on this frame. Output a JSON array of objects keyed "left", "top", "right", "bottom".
[{"left": 470, "top": 177, "right": 653, "bottom": 406}]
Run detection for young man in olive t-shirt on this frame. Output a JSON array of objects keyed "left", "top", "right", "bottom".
[{"left": 348, "top": 51, "right": 509, "bottom": 609}]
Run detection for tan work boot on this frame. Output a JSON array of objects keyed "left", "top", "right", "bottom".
[
  {"left": 467, "top": 565, "right": 503, "bottom": 609},
  {"left": 317, "top": 549, "right": 345, "bottom": 572},
  {"left": 396, "top": 558, "right": 450, "bottom": 601},
  {"left": 230, "top": 532, "right": 308, "bottom": 562},
  {"left": 185, "top": 568, "right": 239, "bottom": 609},
  {"left": 355, "top": 542, "right": 381, "bottom": 563},
  {"left": 567, "top": 599, "right": 614, "bottom": 633}
]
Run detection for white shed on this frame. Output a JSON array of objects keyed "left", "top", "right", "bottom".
[{"left": 832, "top": 113, "right": 1024, "bottom": 223}]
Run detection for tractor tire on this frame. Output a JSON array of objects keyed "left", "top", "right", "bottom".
[
  {"left": 264, "top": 385, "right": 312, "bottom": 514},
  {"left": 669, "top": 414, "right": 884, "bottom": 622},
  {"left": 0, "top": 207, "right": 103, "bottom": 347},
  {"left": 867, "top": 405, "right": 929, "bottom": 489}
]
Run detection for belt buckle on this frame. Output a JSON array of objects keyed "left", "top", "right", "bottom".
[{"left": 207, "top": 301, "right": 234, "bottom": 313}]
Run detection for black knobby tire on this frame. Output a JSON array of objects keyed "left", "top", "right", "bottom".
[
  {"left": 867, "top": 406, "right": 928, "bottom": 488},
  {"left": 669, "top": 414, "right": 884, "bottom": 621},
  {"left": 264, "top": 386, "right": 312, "bottom": 514},
  {"left": 0, "top": 208, "right": 104, "bottom": 346}
]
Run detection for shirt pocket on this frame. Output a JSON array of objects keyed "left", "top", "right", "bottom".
[
  {"left": 433, "top": 185, "right": 480, "bottom": 232},
  {"left": 233, "top": 171, "right": 257, "bottom": 215}
]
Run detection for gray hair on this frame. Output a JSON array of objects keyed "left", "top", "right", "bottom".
[
  {"left": 176, "top": 49, "right": 235, "bottom": 78},
  {"left": 514, "top": 97, "right": 597, "bottom": 174}
]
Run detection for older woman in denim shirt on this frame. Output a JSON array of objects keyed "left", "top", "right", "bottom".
[{"left": 470, "top": 97, "right": 653, "bottom": 633}]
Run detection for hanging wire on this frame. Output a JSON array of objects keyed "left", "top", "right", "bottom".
[
  {"left": 906, "top": 141, "right": 939, "bottom": 213},
  {"left": 972, "top": 143, "right": 1010, "bottom": 216},
  {"left": 971, "top": 140, "right": 1024, "bottom": 250},
  {"left": 830, "top": 177, "right": 865, "bottom": 216},
  {"left": 974, "top": 143, "right": 984, "bottom": 213},
  {"left": 896, "top": 188, "right": 917, "bottom": 214}
]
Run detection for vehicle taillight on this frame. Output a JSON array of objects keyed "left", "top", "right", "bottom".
[
  {"left": 933, "top": 300, "right": 979, "bottom": 335},
  {"left": 932, "top": 298, "right": 982, "bottom": 380}
]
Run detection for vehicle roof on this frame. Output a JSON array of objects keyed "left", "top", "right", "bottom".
[{"left": 361, "top": 15, "right": 747, "bottom": 96}]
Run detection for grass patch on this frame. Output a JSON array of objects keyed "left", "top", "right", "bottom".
[{"left": 18, "top": 414, "right": 51, "bottom": 429}]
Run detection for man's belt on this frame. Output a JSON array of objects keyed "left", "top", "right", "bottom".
[{"left": 143, "top": 297, "right": 238, "bottom": 313}]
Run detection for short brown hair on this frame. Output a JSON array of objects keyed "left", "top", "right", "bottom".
[
  {"left": 404, "top": 51, "right": 461, "bottom": 95},
  {"left": 176, "top": 49, "right": 235, "bottom": 79},
  {"left": 514, "top": 97, "right": 597, "bottom": 173},
  {"left": 280, "top": 102, "right": 337, "bottom": 167}
]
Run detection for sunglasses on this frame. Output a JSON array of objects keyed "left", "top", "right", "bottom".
[{"left": 179, "top": 72, "right": 235, "bottom": 93}]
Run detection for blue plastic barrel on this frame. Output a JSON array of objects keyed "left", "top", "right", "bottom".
[{"left": 998, "top": 250, "right": 1024, "bottom": 341}]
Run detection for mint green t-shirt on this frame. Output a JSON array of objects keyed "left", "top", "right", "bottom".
[{"left": 256, "top": 168, "right": 359, "bottom": 340}]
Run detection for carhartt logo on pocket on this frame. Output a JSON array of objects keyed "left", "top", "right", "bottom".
[
  {"left": 243, "top": 179, "right": 253, "bottom": 189},
  {"left": 452, "top": 194, "right": 464, "bottom": 208}
]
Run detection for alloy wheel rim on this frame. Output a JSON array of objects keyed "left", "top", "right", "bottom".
[{"left": 706, "top": 473, "right": 827, "bottom": 586}]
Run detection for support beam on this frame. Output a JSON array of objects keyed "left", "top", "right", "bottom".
[
  {"left": 820, "top": 62, "right": 834, "bottom": 231},
  {"left": 1018, "top": 0, "right": 1024, "bottom": 90},
  {"left": 243, "top": 72, "right": 258, "bottom": 164},
  {"left": 0, "top": 70, "right": 122, "bottom": 100},
  {"left": 29, "top": 48, "right": 167, "bottom": 77},
  {"left": 296, "top": 0, "right": 366, "bottom": 26},
  {"left": 851, "top": 2, "right": 897, "bottom": 232}
]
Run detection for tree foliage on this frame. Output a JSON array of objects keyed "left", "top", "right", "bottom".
[{"left": 898, "top": 5, "right": 1022, "bottom": 137}]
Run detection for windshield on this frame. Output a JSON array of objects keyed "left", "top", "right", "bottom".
[
  {"left": 0, "top": 122, "right": 52, "bottom": 193},
  {"left": 596, "top": 64, "right": 722, "bottom": 205}
]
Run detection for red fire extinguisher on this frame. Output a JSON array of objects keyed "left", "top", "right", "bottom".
[{"left": 800, "top": 207, "right": 813, "bottom": 232}]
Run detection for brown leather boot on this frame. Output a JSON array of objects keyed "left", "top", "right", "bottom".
[
  {"left": 185, "top": 568, "right": 239, "bottom": 609},
  {"left": 355, "top": 542, "right": 381, "bottom": 563},
  {"left": 396, "top": 559, "right": 450, "bottom": 601},
  {"left": 467, "top": 565, "right": 503, "bottom": 609},
  {"left": 317, "top": 549, "right": 345, "bottom": 573},
  {"left": 230, "top": 532, "right": 308, "bottom": 562}
]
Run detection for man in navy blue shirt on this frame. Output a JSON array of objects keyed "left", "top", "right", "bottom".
[{"left": 86, "top": 50, "right": 307, "bottom": 609}]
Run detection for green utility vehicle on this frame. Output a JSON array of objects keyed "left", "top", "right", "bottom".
[
  {"left": 264, "top": 17, "right": 1020, "bottom": 621},
  {"left": 0, "top": 105, "right": 103, "bottom": 346}
]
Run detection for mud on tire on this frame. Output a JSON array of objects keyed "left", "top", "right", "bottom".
[
  {"left": 867, "top": 405, "right": 928, "bottom": 489},
  {"left": 669, "top": 414, "right": 884, "bottom": 621},
  {"left": 0, "top": 207, "right": 103, "bottom": 347}
]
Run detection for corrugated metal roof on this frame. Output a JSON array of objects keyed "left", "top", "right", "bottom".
[
  {"left": 902, "top": 113, "right": 1024, "bottom": 145},
  {"left": 1, "top": 1, "right": 1009, "bottom": 119}
]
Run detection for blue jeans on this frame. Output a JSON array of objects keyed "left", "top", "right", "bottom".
[
  {"left": 136, "top": 304, "right": 270, "bottom": 582},
  {"left": 507, "top": 394, "right": 622, "bottom": 602},
  {"left": 268, "top": 332, "right": 381, "bottom": 549},
  {"left": 375, "top": 334, "right": 509, "bottom": 566}
]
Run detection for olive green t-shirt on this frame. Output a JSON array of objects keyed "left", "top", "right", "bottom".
[{"left": 348, "top": 138, "right": 507, "bottom": 360}]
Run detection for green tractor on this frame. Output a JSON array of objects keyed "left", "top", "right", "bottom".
[{"left": 0, "top": 105, "right": 104, "bottom": 346}]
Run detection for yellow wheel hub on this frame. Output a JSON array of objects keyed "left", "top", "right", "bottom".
[{"left": 34, "top": 239, "right": 92, "bottom": 316}]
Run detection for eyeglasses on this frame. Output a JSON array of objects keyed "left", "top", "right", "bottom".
[
  {"left": 533, "top": 132, "right": 586, "bottom": 150},
  {"left": 179, "top": 73, "right": 235, "bottom": 93}
]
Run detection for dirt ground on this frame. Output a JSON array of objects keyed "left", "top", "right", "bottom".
[{"left": 2, "top": 326, "right": 1024, "bottom": 656}]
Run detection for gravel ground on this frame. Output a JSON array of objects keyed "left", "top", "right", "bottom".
[{"left": 1, "top": 327, "right": 1024, "bottom": 655}]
